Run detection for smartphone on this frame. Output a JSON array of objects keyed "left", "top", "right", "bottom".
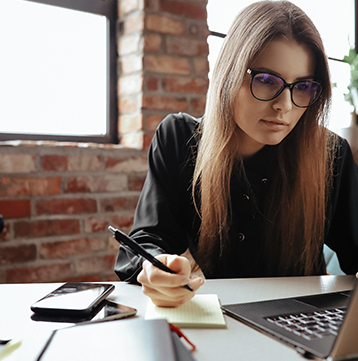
[
  {"left": 30, "top": 283, "right": 115, "bottom": 316},
  {"left": 31, "top": 299, "right": 137, "bottom": 324}
]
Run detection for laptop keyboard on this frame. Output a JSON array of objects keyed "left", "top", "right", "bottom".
[{"left": 266, "top": 307, "right": 347, "bottom": 341}]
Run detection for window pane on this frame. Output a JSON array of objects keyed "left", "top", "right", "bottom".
[
  {"left": 207, "top": 0, "right": 355, "bottom": 130},
  {"left": 0, "top": 0, "right": 107, "bottom": 136},
  {"left": 293, "top": 0, "right": 354, "bottom": 130}
]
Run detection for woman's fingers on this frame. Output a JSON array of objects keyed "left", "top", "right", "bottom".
[
  {"left": 137, "top": 254, "right": 205, "bottom": 307},
  {"left": 138, "top": 259, "right": 189, "bottom": 289},
  {"left": 141, "top": 278, "right": 204, "bottom": 307}
]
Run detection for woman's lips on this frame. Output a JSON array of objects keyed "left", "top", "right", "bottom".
[{"left": 261, "top": 119, "right": 288, "bottom": 131}]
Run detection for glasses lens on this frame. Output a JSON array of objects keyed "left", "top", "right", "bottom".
[
  {"left": 292, "top": 81, "right": 322, "bottom": 107},
  {"left": 251, "top": 73, "right": 284, "bottom": 100}
]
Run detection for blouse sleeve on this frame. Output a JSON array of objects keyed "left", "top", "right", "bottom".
[
  {"left": 114, "top": 113, "right": 198, "bottom": 283},
  {"left": 325, "top": 137, "right": 358, "bottom": 275}
]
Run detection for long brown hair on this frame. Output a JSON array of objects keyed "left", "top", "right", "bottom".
[{"left": 193, "top": 1, "right": 335, "bottom": 276}]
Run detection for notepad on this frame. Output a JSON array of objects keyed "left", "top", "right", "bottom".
[{"left": 145, "top": 294, "right": 226, "bottom": 328}]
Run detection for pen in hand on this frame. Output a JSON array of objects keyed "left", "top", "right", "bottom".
[{"left": 108, "top": 226, "right": 193, "bottom": 292}]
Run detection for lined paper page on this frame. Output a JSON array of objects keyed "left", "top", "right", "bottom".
[{"left": 145, "top": 294, "right": 226, "bottom": 328}]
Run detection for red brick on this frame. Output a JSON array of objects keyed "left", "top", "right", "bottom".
[
  {"left": 108, "top": 234, "right": 121, "bottom": 251},
  {"left": 40, "top": 238, "right": 103, "bottom": 259},
  {"left": 119, "top": 96, "right": 139, "bottom": 113},
  {"left": 122, "top": 13, "right": 144, "bottom": 35},
  {"left": 194, "top": 58, "right": 209, "bottom": 75},
  {"left": 128, "top": 174, "right": 146, "bottom": 191},
  {"left": 166, "top": 37, "right": 208, "bottom": 57},
  {"left": 145, "top": 55, "right": 190, "bottom": 74},
  {"left": 118, "top": 34, "right": 141, "bottom": 56},
  {"left": 0, "top": 177, "right": 62, "bottom": 196},
  {"left": 84, "top": 216, "right": 109, "bottom": 233},
  {"left": 121, "top": 54, "right": 142, "bottom": 74},
  {"left": 105, "top": 156, "right": 148, "bottom": 172},
  {"left": 89, "top": 237, "right": 108, "bottom": 252},
  {"left": 147, "top": 77, "right": 159, "bottom": 91},
  {"left": 65, "top": 175, "right": 127, "bottom": 193},
  {"left": 143, "top": 95, "right": 189, "bottom": 111},
  {"left": 42, "top": 155, "right": 68, "bottom": 171},
  {"left": 120, "top": 132, "right": 145, "bottom": 149},
  {"left": 160, "top": 0, "right": 207, "bottom": 20},
  {"left": 144, "top": 34, "right": 162, "bottom": 52},
  {"left": 146, "top": 115, "right": 162, "bottom": 131},
  {"left": 187, "top": 21, "right": 210, "bottom": 38},
  {"left": 0, "top": 154, "right": 37, "bottom": 173},
  {"left": 143, "top": 132, "right": 155, "bottom": 150},
  {"left": 119, "top": 74, "right": 143, "bottom": 95},
  {"left": 68, "top": 156, "right": 101, "bottom": 172},
  {"left": 0, "top": 244, "right": 36, "bottom": 264},
  {"left": 100, "top": 195, "right": 139, "bottom": 212},
  {"left": 146, "top": 14, "right": 185, "bottom": 35},
  {"left": 14, "top": 219, "right": 80, "bottom": 239},
  {"left": 3, "top": 262, "right": 72, "bottom": 283},
  {"left": 191, "top": 96, "right": 206, "bottom": 113},
  {"left": 35, "top": 198, "right": 97, "bottom": 215},
  {"left": 0, "top": 199, "right": 31, "bottom": 218},
  {"left": 163, "top": 77, "right": 208, "bottom": 94},
  {"left": 119, "top": 114, "right": 143, "bottom": 133},
  {"left": 75, "top": 254, "right": 117, "bottom": 275},
  {"left": 145, "top": 0, "right": 159, "bottom": 11},
  {"left": 84, "top": 214, "right": 134, "bottom": 233},
  {"left": 119, "top": 0, "right": 139, "bottom": 17}
]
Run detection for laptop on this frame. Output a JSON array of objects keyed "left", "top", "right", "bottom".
[{"left": 221, "top": 279, "right": 358, "bottom": 360}]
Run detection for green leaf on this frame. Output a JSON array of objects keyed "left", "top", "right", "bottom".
[{"left": 344, "top": 47, "right": 357, "bottom": 64}]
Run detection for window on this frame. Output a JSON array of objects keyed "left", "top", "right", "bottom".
[
  {"left": 207, "top": 0, "right": 356, "bottom": 131},
  {"left": 0, "top": 0, "right": 117, "bottom": 143}
]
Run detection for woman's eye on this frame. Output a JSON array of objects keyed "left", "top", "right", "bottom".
[
  {"left": 257, "top": 74, "right": 276, "bottom": 86},
  {"left": 296, "top": 82, "right": 310, "bottom": 91}
]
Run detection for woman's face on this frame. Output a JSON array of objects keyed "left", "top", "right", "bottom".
[{"left": 233, "top": 38, "right": 315, "bottom": 157}]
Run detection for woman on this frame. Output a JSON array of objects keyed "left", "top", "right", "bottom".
[{"left": 114, "top": 1, "right": 358, "bottom": 307}]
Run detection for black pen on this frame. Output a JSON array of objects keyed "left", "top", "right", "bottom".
[{"left": 108, "top": 226, "right": 193, "bottom": 292}]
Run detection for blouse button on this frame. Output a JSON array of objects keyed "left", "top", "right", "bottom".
[
  {"left": 238, "top": 233, "right": 245, "bottom": 242},
  {"left": 243, "top": 194, "right": 250, "bottom": 200}
]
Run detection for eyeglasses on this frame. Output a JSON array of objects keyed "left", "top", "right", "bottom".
[{"left": 247, "top": 69, "right": 322, "bottom": 108}]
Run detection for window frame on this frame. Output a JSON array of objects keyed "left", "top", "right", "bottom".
[{"left": 0, "top": 0, "right": 118, "bottom": 144}]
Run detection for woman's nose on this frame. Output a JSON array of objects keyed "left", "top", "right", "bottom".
[{"left": 272, "top": 87, "right": 293, "bottom": 113}]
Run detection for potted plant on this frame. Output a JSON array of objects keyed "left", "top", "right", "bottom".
[
  {"left": 343, "top": 47, "right": 358, "bottom": 123},
  {"left": 339, "top": 47, "right": 358, "bottom": 150}
]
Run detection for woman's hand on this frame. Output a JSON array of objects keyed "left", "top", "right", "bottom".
[{"left": 137, "top": 254, "right": 205, "bottom": 307}]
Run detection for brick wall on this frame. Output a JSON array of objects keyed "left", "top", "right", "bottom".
[
  {"left": 0, "top": 0, "right": 209, "bottom": 283},
  {"left": 118, "top": 0, "right": 209, "bottom": 148},
  {"left": 0, "top": 144, "right": 147, "bottom": 283}
]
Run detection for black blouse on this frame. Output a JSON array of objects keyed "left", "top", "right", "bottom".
[{"left": 114, "top": 113, "right": 358, "bottom": 281}]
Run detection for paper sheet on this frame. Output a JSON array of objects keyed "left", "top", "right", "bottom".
[{"left": 145, "top": 294, "right": 226, "bottom": 328}]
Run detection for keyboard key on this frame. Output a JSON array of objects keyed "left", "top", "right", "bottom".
[
  {"left": 302, "top": 331, "right": 317, "bottom": 340},
  {"left": 284, "top": 324, "right": 300, "bottom": 332}
]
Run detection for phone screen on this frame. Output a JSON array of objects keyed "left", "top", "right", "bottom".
[
  {"left": 89, "top": 300, "right": 137, "bottom": 323},
  {"left": 31, "top": 283, "right": 114, "bottom": 315}
]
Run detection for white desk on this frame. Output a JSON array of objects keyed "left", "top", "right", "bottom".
[{"left": 0, "top": 275, "right": 355, "bottom": 361}]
